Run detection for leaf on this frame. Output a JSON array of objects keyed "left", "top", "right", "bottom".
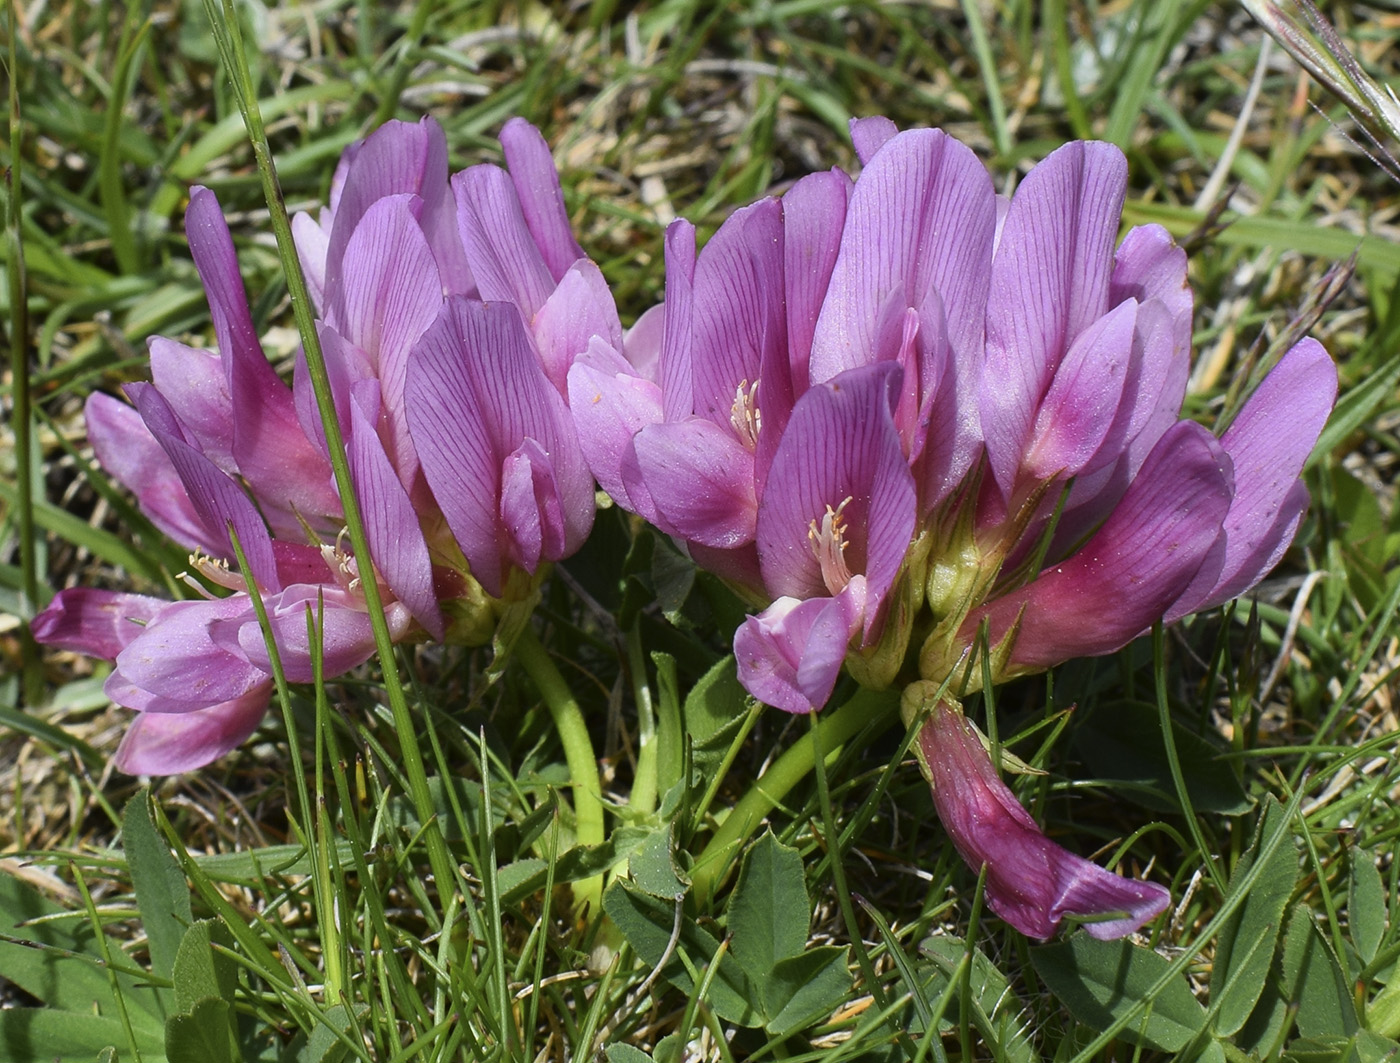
[
  {"left": 726, "top": 832, "right": 809, "bottom": 981},
  {"left": 1076, "top": 700, "right": 1250, "bottom": 814},
  {"left": 762, "top": 946, "right": 853, "bottom": 1038},
  {"left": 920, "top": 936, "right": 1041, "bottom": 1063},
  {"left": 124, "top": 788, "right": 193, "bottom": 983},
  {"left": 0, "top": 865, "right": 164, "bottom": 1029},
  {"left": 605, "top": 1045, "right": 654, "bottom": 1063},
  {"left": 1282, "top": 904, "right": 1360, "bottom": 1040},
  {"left": 165, "top": 997, "right": 235, "bottom": 1063},
  {"left": 1030, "top": 933, "right": 1207, "bottom": 1052},
  {"left": 603, "top": 879, "right": 761, "bottom": 1027},
  {"left": 296, "top": 1003, "right": 368, "bottom": 1063},
  {"left": 1211, "top": 796, "right": 1299, "bottom": 1035},
  {"left": 629, "top": 826, "right": 689, "bottom": 901},
  {"left": 1282, "top": 1032, "right": 1400, "bottom": 1063},
  {"left": 0, "top": 1008, "right": 157, "bottom": 1062},
  {"left": 1348, "top": 852, "right": 1387, "bottom": 967},
  {"left": 172, "top": 921, "right": 237, "bottom": 1014},
  {"left": 683, "top": 656, "right": 751, "bottom": 781}
]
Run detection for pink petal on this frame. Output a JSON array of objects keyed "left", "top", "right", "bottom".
[
  {"left": 86, "top": 393, "right": 208, "bottom": 550},
  {"left": 967, "top": 420, "right": 1234, "bottom": 673},
  {"left": 238, "top": 587, "right": 411, "bottom": 683},
  {"left": 114, "top": 683, "right": 272, "bottom": 775},
  {"left": 566, "top": 340, "right": 665, "bottom": 516},
  {"left": 454, "top": 164, "right": 556, "bottom": 319},
  {"left": 849, "top": 115, "right": 900, "bottom": 165},
  {"left": 633, "top": 418, "right": 758, "bottom": 548},
  {"left": 347, "top": 384, "right": 443, "bottom": 638},
  {"left": 32, "top": 589, "right": 169, "bottom": 660},
  {"left": 500, "top": 117, "right": 587, "bottom": 281},
  {"left": 533, "top": 260, "right": 625, "bottom": 396},
  {"left": 733, "top": 580, "right": 867, "bottom": 714},
  {"left": 981, "top": 142, "right": 1128, "bottom": 498},
  {"left": 1170, "top": 338, "right": 1337, "bottom": 617},
  {"left": 919, "top": 702, "right": 1170, "bottom": 940},
  {"left": 112, "top": 596, "right": 266, "bottom": 709}
]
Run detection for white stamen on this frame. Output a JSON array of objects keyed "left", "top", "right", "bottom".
[
  {"left": 183, "top": 550, "right": 245, "bottom": 594},
  {"left": 808, "top": 496, "right": 855, "bottom": 595},
  {"left": 730, "top": 379, "right": 762, "bottom": 451}
]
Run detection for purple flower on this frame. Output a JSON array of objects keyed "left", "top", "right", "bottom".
[
  {"left": 33, "top": 117, "right": 607, "bottom": 774},
  {"left": 913, "top": 691, "right": 1170, "bottom": 941}
]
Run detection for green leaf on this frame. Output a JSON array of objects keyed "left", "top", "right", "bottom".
[
  {"left": 762, "top": 945, "right": 853, "bottom": 1038},
  {"left": 603, "top": 879, "right": 761, "bottom": 1027},
  {"left": 1029, "top": 933, "right": 1207, "bottom": 1052},
  {"left": 1282, "top": 904, "right": 1360, "bottom": 1040},
  {"left": 1348, "top": 852, "right": 1387, "bottom": 967},
  {"left": 0, "top": 1008, "right": 158, "bottom": 1062},
  {"left": 1211, "top": 796, "right": 1299, "bottom": 1035},
  {"left": 0, "top": 866, "right": 163, "bottom": 1029},
  {"left": 296, "top": 1003, "right": 367, "bottom": 1063},
  {"left": 1076, "top": 700, "right": 1250, "bottom": 814},
  {"left": 683, "top": 656, "right": 750, "bottom": 780},
  {"left": 165, "top": 997, "right": 235, "bottom": 1063},
  {"left": 1282, "top": 1032, "right": 1400, "bottom": 1063},
  {"left": 920, "top": 936, "right": 1040, "bottom": 1063},
  {"left": 97, "top": 1048, "right": 118, "bottom": 1063},
  {"left": 172, "top": 921, "right": 237, "bottom": 1014},
  {"left": 629, "top": 826, "right": 689, "bottom": 901},
  {"left": 726, "top": 832, "right": 809, "bottom": 981},
  {"left": 605, "top": 1045, "right": 654, "bottom": 1063},
  {"left": 124, "top": 788, "right": 193, "bottom": 983}
]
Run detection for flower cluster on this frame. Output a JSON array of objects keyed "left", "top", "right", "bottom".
[
  {"left": 34, "top": 117, "right": 610, "bottom": 773},
  {"left": 35, "top": 115, "right": 1335, "bottom": 941},
  {"left": 576, "top": 118, "right": 1335, "bottom": 936}
]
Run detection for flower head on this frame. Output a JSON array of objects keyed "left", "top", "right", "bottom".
[{"left": 34, "top": 117, "right": 606, "bottom": 773}]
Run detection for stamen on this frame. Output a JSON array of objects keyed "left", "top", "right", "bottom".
[
  {"left": 183, "top": 550, "right": 245, "bottom": 594},
  {"left": 730, "top": 379, "right": 762, "bottom": 451},
  {"left": 808, "top": 496, "right": 855, "bottom": 595},
  {"left": 321, "top": 530, "right": 363, "bottom": 594}
]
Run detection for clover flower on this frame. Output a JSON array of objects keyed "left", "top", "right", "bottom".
[
  {"left": 33, "top": 117, "right": 605, "bottom": 773},
  {"left": 574, "top": 118, "right": 1336, "bottom": 938}
]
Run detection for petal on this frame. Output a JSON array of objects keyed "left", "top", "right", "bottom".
[
  {"left": 634, "top": 418, "right": 758, "bottom": 548},
  {"left": 1170, "top": 338, "right": 1336, "bottom": 616},
  {"left": 238, "top": 586, "right": 412, "bottom": 683},
  {"left": 454, "top": 164, "right": 556, "bottom": 319},
  {"left": 127, "top": 383, "right": 280, "bottom": 591},
  {"left": 781, "top": 169, "right": 850, "bottom": 395},
  {"left": 323, "top": 117, "right": 458, "bottom": 305},
  {"left": 967, "top": 420, "right": 1234, "bottom": 672},
  {"left": 186, "top": 189, "right": 338, "bottom": 525},
  {"left": 981, "top": 141, "right": 1129, "bottom": 497},
  {"left": 114, "top": 684, "right": 272, "bottom": 775},
  {"left": 733, "top": 580, "right": 867, "bottom": 714},
  {"left": 86, "top": 392, "right": 208, "bottom": 550},
  {"left": 407, "top": 298, "right": 590, "bottom": 597},
  {"left": 567, "top": 340, "right": 665, "bottom": 516},
  {"left": 658, "top": 220, "right": 697, "bottom": 421},
  {"left": 533, "top": 259, "right": 625, "bottom": 396},
  {"left": 1023, "top": 298, "right": 1138, "bottom": 482},
  {"left": 348, "top": 383, "right": 444, "bottom": 638},
  {"left": 291, "top": 208, "right": 331, "bottom": 314},
  {"left": 850, "top": 115, "right": 900, "bottom": 165},
  {"left": 689, "top": 199, "right": 786, "bottom": 432},
  {"left": 917, "top": 701, "right": 1170, "bottom": 940},
  {"left": 147, "top": 337, "right": 234, "bottom": 472},
  {"left": 32, "top": 589, "right": 169, "bottom": 660},
  {"left": 500, "top": 117, "right": 587, "bottom": 281},
  {"left": 756, "top": 363, "right": 916, "bottom": 621},
  {"left": 112, "top": 596, "right": 267, "bottom": 708},
  {"left": 810, "top": 128, "right": 996, "bottom": 386}
]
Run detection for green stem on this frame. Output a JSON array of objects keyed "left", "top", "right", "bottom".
[
  {"left": 201, "top": 0, "right": 460, "bottom": 920},
  {"left": 627, "top": 624, "right": 659, "bottom": 818},
  {"left": 6, "top": 1, "right": 42, "bottom": 708},
  {"left": 690, "top": 687, "right": 898, "bottom": 906},
  {"left": 514, "top": 625, "right": 606, "bottom": 916}
]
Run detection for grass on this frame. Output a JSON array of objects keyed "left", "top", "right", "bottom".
[{"left": 5, "top": 0, "right": 1400, "bottom": 1060}]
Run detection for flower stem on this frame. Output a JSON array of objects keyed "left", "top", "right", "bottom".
[
  {"left": 514, "top": 624, "right": 606, "bottom": 916},
  {"left": 200, "top": 0, "right": 461, "bottom": 920},
  {"left": 689, "top": 686, "right": 899, "bottom": 906}
]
